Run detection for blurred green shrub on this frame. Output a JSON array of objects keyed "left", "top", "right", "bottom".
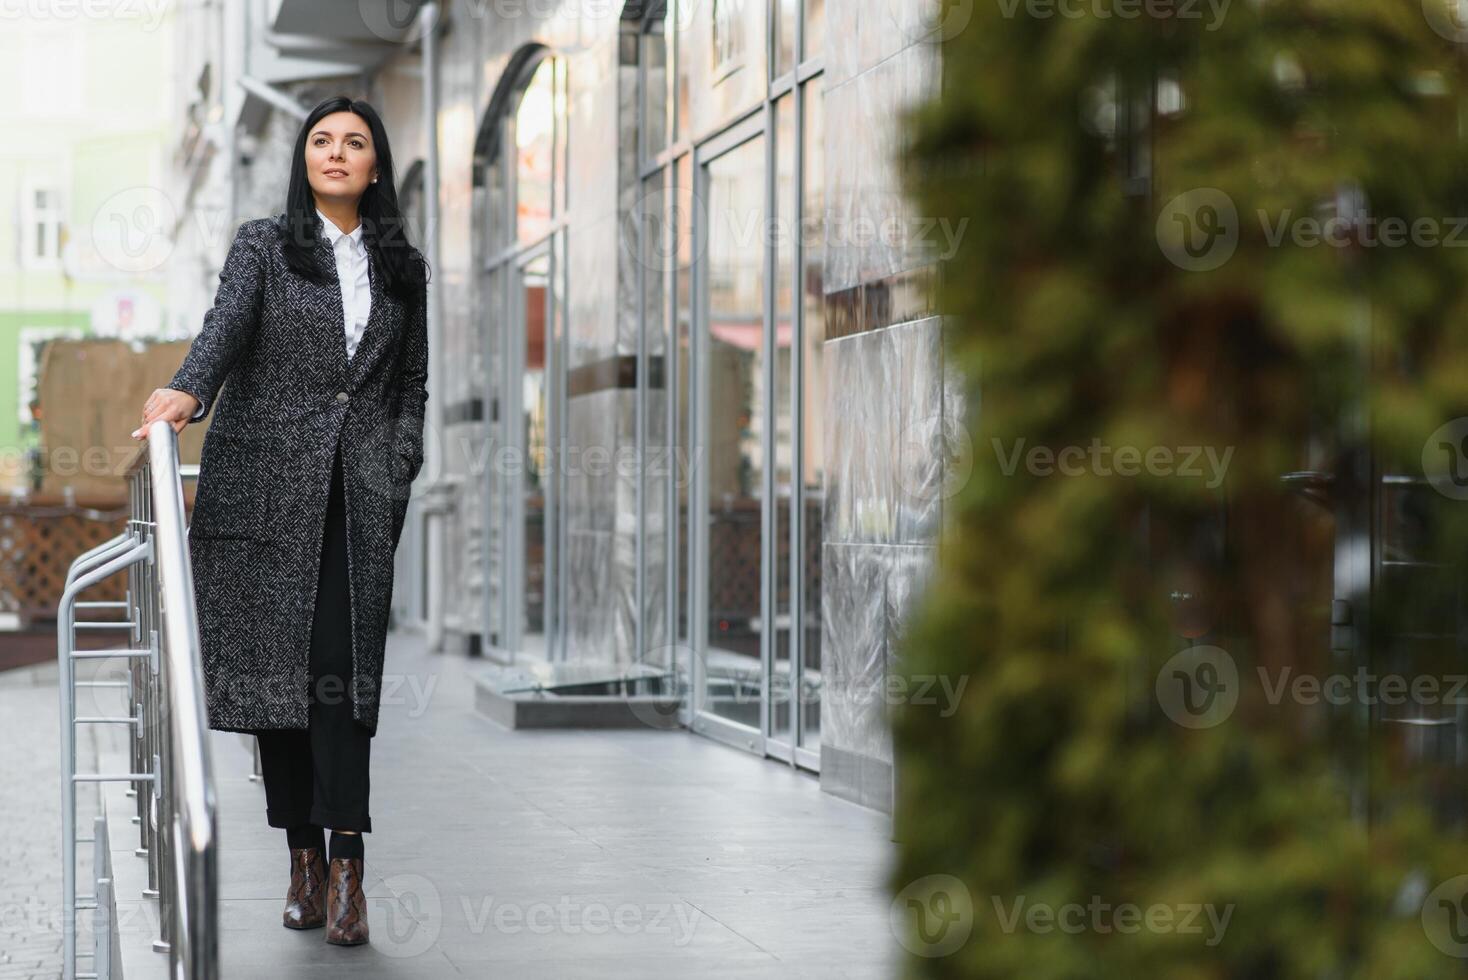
[{"left": 892, "top": 0, "right": 1468, "bottom": 975}]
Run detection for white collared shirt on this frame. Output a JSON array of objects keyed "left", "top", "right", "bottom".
[
  {"left": 189, "top": 209, "right": 374, "bottom": 420},
  {"left": 316, "top": 207, "right": 373, "bottom": 362}
]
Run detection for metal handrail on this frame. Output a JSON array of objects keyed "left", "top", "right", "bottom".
[{"left": 57, "top": 420, "right": 217, "bottom": 979}]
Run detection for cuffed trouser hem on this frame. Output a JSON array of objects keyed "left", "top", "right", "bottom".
[{"left": 310, "top": 806, "right": 372, "bottom": 834}]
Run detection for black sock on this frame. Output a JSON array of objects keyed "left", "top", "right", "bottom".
[
  {"left": 286, "top": 823, "right": 324, "bottom": 853},
  {"left": 329, "top": 830, "right": 364, "bottom": 862}
]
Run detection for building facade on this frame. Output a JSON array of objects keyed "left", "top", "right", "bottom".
[
  {"left": 175, "top": 0, "right": 960, "bottom": 812},
  {"left": 1, "top": 9, "right": 175, "bottom": 491}
]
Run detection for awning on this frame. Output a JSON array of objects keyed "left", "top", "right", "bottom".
[{"left": 710, "top": 319, "right": 795, "bottom": 352}]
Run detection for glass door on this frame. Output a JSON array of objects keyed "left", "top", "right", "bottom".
[
  {"left": 687, "top": 103, "right": 822, "bottom": 769},
  {"left": 504, "top": 245, "right": 555, "bottom": 661},
  {"left": 693, "top": 120, "right": 769, "bottom": 751}
]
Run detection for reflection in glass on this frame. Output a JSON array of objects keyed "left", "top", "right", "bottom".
[
  {"left": 773, "top": 96, "right": 797, "bottom": 745},
  {"left": 775, "top": 0, "right": 798, "bottom": 77},
  {"left": 805, "top": 0, "right": 825, "bottom": 59},
  {"left": 675, "top": 155, "right": 694, "bottom": 692},
  {"left": 801, "top": 81, "right": 825, "bottom": 749},
  {"left": 703, "top": 136, "right": 766, "bottom": 727},
  {"left": 520, "top": 252, "right": 550, "bottom": 648},
  {"left": 642, "top": 169, "right": 670, "bottom": 666},
  {"left": 486, "top": 124, "right": 512, "bottom": 256},
  {"left": 675, "top": 0, "right": 691, "bottom": 140},
  {"left": 550, "top": 232, "right": 567, "bottom": 658},
  {"left": 554, "top": 60, "right": 569, "bottom": 219},
  {"left": 484, "top": 51, "right": 569, "bottom": 662},
  {"left": 485, "top": 264, "right": 506, "bottom": 648},
  {"left": 642, "top": 12, "right": 669, "bottom": 160},
  {"left": 517, "top": 59, "right": 556, "bottom": 247}
]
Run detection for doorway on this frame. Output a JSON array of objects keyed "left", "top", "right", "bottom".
[
  {"left": 688, "top": 115, "right": 818, "bottom": 768},
  {"left": 503, "top": 246, "right": 554, "bottom": 660},
  {"left": 479, "top": 49, "right": 568, "bottom": 663}
]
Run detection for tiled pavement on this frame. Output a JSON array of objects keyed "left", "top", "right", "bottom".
[
  {"left": 4, "top": 630, "right": 903, "bottom": 978},
  {"left": 0, "top": 660, "right": 100, "bottom": 980}
]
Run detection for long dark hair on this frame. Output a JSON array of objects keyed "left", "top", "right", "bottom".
[{"left": 277, "top": 96, "right": 430, "bottom": 307}]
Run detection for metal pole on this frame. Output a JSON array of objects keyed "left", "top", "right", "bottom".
[{"left": 421, "top": 1, "right": 447, "bottom": 656}]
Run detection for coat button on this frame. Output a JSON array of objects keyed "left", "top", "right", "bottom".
[{"left": 336, "top": 391, "right": 349, "bottom": 403}]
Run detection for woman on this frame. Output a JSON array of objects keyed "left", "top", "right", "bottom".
[{"left": 130, "top": 96, "right": 429, "bottom": 947}]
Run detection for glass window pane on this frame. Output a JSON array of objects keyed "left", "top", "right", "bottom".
[
  {"left": 516, "top": 59, "right": 556, "bottom": 247},
  {"left": 519, "top": 252, "right": 551, "bottom": 642},
  {"left": 487, "top": 117, "right": 513, "bottom": 255},
  {"left": 676, "top": 153, "right": 694, "bottom": 652},
  {"left": 485, "top": 263, "right": 506, "bottom": 649},
  {"left": 643, "top": 17, "right": 669, "bottom": 160},
  {"left": 800, "top": 80, "right": 824, "bottom": 750},
  {"left": 702, "top": 136, "right": 766, "bottom": 727},
  {"left": 701, "top": 0, "right": 768, "bottom": 132},
  {"left": 804, "top": 0, "right": 824, "bottom": 60},
  {"left": 642, "top": 169, "right": 672, "bottom": 665},
  {"left": 774, "top": 0, "right": 797, "bottom": 78},
  {"left": 645, "top": 172, "right": 670, "bottom": 360},
  {"left": 774, "top": 95, "right": 798, "bottom": 742},
  {"left": 555, "top": 59, "right": 569, "bottom": 217},
  {"left": 674, "top": 0, "right": 691, "bottom": 141}
]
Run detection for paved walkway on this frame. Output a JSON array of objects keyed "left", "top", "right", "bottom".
[
  {"left": 2, "top": 628, "right": 900, "bottom": 978},
  {"left": 0, "top": 660, "right": 100, "bottom": 980},
  {"left": 206, "top": 631, "right": 900, "bottom": 978}
]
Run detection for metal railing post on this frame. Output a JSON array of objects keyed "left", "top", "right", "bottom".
[{"left": 57, "top": 420, "right": 218, "bottom": 979}]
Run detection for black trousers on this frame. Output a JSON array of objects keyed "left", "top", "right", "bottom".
[{"left": 253, "top": 438, "right": 372, "bottom": 832}]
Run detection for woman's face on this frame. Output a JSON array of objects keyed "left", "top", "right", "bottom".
[{"left": 305, "top": 111, "right": 379, "bottom": 209}]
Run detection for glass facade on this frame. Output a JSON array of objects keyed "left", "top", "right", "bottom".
[
  {"left": 480, "top": 50, "right": 569, "bottom": 662},
  {"left": 432, "top": 0, "right": 940, "bottom": 801},
  {"left": 701, "top": 131, "right": 767, "bottom": 730}
]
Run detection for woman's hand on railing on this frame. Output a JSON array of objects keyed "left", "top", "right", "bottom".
[{"left": 132, "top": 388, "right": 201, "bottom": 440}]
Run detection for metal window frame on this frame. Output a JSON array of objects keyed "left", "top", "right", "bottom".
[
  {"left": 691, "top": 112, "right": 768, "bottom": 754},
  {"left": 791, "top": 71, "right": 822, "bottom": 772},
  {"left": 481, "top": 50, "right": 570, "bottom": 663},
  {"left": 634, "top": 0, "right": 826, "bottom": 768}
]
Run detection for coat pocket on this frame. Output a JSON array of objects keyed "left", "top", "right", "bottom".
[{"left": 190, "top": 431, "right": 274, "bottom": 541}]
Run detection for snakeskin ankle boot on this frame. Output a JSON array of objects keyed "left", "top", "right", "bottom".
[
  {"left": 324, "top": 856, "right": 369, "bottom": 945},
  {"left": 282, "top": 848, "right": 327, "bottom": 929}
]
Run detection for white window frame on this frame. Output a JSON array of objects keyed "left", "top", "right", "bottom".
[{"left": 21, "top": 181, "right": 64, "bottom": 271}]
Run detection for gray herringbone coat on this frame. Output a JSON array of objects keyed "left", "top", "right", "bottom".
[{"left": 168, "top": 212, "right": 427, "bottom": 737}]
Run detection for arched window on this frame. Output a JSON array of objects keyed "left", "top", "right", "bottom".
[
  {"left": 513, "top": 58, "right": 558, "bottom": 247},
  {"left": 482, "top": 50, "right": 568, "bottom": 258},
  {"left": 477, "top": 48, "right": 569, "bottom": 659}
]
